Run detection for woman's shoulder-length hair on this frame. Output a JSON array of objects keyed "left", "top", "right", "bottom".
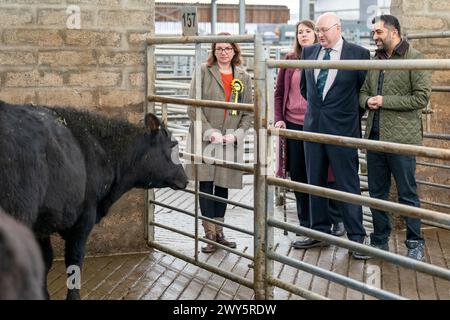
[
  {"left": 207, "top": 32, "right": 243, "bottom": 67},
  {"left": 293, "top": 19, "right": 319, "bottom": 59}
]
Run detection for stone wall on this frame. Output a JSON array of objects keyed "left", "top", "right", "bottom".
[
  {"left": 0, "top": 0, "right": 155, "bottom": 255},
  {"left": 391, "top": 0, "right": 450, "bottom": 214}
]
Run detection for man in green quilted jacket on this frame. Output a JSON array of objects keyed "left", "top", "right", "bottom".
[{"left": 359, "top": 14, "right": 432, "bottom": 261}]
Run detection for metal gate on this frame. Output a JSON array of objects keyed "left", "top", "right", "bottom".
[{"left": 144, "top": 33, "right": 450, "bottom": 300}]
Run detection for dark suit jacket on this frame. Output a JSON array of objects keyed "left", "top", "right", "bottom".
[{"left": 300, "top": 39, "right": 370, "bottom": 138}]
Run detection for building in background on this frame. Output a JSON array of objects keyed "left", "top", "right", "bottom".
[
  {"left": 155, "top": 1, "right": 391, "bottom": 45},
  {"left": 155, "top": 0, "right": 289, "bottom": 36},
  {"left": 313, "top": 0, "right": 391, "bottom": 44}
]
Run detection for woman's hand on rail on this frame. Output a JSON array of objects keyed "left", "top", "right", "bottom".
[
  {"left": 210, "top": 132, "right": 223, "bottom": 144},
  {"left": 222, "top": 134, "right": 236, "bottom": 145},
  {"left": 274, "top": 121, "right": 286, "bottom": 129}
]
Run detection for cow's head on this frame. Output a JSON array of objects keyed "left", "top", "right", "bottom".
[{"left": 132, "top": 113, "right": 188, "bottom": 190}]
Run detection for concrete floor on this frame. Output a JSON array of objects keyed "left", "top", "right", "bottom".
[{"left": 49, "top": 178, "right": 450, "bottom": 300}]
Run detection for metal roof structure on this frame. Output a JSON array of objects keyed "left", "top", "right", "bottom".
[{"left": 155, "top": 0, "right": 285, "bottom": 4}]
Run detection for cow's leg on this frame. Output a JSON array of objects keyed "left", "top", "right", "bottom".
[
  {"left": 38, "top": 237, "right": 53, "bottom": 300},
  {"left": 63, "top": 214, "right": 95, "bottom": 300}
]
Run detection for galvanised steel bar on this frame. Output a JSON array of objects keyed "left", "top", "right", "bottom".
[
  {"left": 145, "top": 43, "right": 156, "bottom": 242},
  {"left": 421, "top": 200, "right": 450, "bottom": 211},
  {"left": 211, "top": 0, "right": 217, "bottom": 34},
  {"left": 183, "top": 188, "right": 254, "bottom": 211},
  {"left": 283, "top": 195, "right": 374, "bottom": 228},
  {"left": 417, "top": 161, "right": 450, "bottom": 170},
  {"left": 267, "top": 176, "right": 450, "bottom": 226},
  {"left": 151, "top": 222, "right": 253, "bottom": 261},
  {"left": 417, "top": 180, "right": 450, "bottom": 190},
  {"left": 268, "top": 218, "right": 450, "bottom": 281},
  {"left": 156, "top": 76, "right": 192, "bottom": 80},
  {"left": 269, "top": 128, "right": 450, "bottom": 160},
  {"left": 161, "top": 103, "right": 168, "bottom": 126},
  {"left": 265, "top": 48, "right": 276, "bottom": 300},
  {"left": 253, "top": 33, "right": 269, "bottom": 300},
  {"left": 432, "top": 86, "right": 450, "bottom": 92},
  {"left": 181, "top": 151, "right": 255, "bottom": 173},
  {"left": 148, "top": 94, "right": 254, "bottom": 112},
  {"left": 423, "top": 132, "right": 450, "bottom": 141},
  {"left": 146, "top": 34, "right": 255, "bottom": 45},
  {"left": 146, "top": 190, "right": 155, "bottom": 242},
  {"left": 155, "top": 83, "right": 189, "bottom": 90},
  {"left": 266, "top": 59, "right": 450, "bottom": 71},
  {"left": 193, "top": 42, "right": 203, "bottom": 263},
  {"left": 155, "top": 49, "right": 195, "bottom": 56},
  {"left": 268, "top": 251, "right": 406, "bottom": 300},
  {"left": 154, "top": 49, "right": 276, "bottom": 59},
  {"left": 276, "top": 186, "right": 450, "bottom": 228},
  {"left": 239, "top": 0, "right": 245, "bottom": 35},
  {"left": 421, "top": 217, "right": 450, "bottom": 230},
  {"left": 300, "top": 0, "right": 311, "bottom": 20},
  {"left": 406, "top": 31, "right": 450, "bottom": 39},
  {"left": 194, "top": 156, "right": 200, "bottom": 262},
  {"left": 267, "top": 277, "right": 329, "bottom": 300},
  {"left": 149, "top": 241, "right": 254, "bottom": 289},
  {"left": 146, "top": 46, "right": 156, "bottom": 114},
  {"left": 148, "top": 198, "right": 254, "bottom": 236},
  {"left": 284, "top": 191, "right": 450, "bottom": 229}
]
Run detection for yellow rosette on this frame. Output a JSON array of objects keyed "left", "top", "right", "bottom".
[{"left": 230, "top": 79, "right": 244, "bottom": 115}]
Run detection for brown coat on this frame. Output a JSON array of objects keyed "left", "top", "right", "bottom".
[{"left": 184, "top": 63, "right": 253, "bottom": 189}]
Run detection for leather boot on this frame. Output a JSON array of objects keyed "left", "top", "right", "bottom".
[
  {"left": 201, "top": 221, "right": 217, "bottom": 253},
  {"left": 215, "top": 217, "right": 237, "bottom": 248}
]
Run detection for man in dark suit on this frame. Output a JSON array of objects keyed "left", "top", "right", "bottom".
[{"left": 295, "top": 12, "right": 370, "bottom": 259}]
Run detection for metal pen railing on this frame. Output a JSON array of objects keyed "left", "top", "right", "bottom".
[
  {"left": 270, "top": 127, "right": 450, "bottom": 160},
  {"left": 145, "top": 32, "right": 450, "bottom": 301},
  {"left": 266, "top": 59, "right": 450, "bottom": 70},
  {"left": 271, "top": 53, "right": 450, "bottom": 214},
  {"left": 406, "top": 31, "right": 450, "bottom": 39},
  {"left": 262, "top": 51, "right": 450, "bottom": 299}
]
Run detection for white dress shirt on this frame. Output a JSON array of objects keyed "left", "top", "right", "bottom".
[{"left": 314, "top": 37, "right": 344, "bottom": 100}]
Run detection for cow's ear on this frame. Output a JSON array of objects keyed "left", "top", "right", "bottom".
[{"left": 144, "top": 113, "right": 160, "bottom": 132}]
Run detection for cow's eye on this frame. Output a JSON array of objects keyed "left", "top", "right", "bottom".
[{"left": 170, "top": 140, "right": 178, "bottom": 148}]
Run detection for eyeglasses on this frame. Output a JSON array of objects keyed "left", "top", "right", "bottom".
[
  {"left": 215, "top": 47, "right": 234, "bottom": 54},
  {"left": 314, "top": 23, "right": 339, "bottom": 34}
]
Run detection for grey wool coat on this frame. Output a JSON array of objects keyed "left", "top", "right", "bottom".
[{"left": 184, "top": 62, "right": 253, "bottom": 189}]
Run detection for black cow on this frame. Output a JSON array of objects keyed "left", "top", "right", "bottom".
[
  {"left": 0, "top": 207, "right": 45, "bottom": 300},
  {"left": 0, "top": 101, "right": 188, "bottom": 299}
]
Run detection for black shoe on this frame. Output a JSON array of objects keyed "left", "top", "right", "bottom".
[
  {"left": 331, "top": 222, "right": 346, "bottom": 237},
  {"left": 351, "top": 250, "right": 371, "bottom": 260},
  {"left": 292, "top": 237, "right": 329, "bottom": 249},
  {"left": 349, "top": 238, "right": 371, "bottom": 260},
  {"left": 405, "top": 240, "right": 425, "bottom": 261}
]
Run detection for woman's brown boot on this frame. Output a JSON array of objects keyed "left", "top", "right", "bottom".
[
  {"left": 201, "top": 221, "right": 217, "bottom": 253},
  {"left": 215, "top": 217, "right": 237, "bottom": 248}
]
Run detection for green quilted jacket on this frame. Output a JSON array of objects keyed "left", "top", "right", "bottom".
[{"left": 359, "top": 41, "right": 432, "bottom": 145}]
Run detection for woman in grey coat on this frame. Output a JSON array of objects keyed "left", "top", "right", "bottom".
[{"left": 185, "top": 32, "right": 253, "bottom": 253}]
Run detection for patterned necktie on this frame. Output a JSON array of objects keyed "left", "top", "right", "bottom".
[{"left": 316, "top": 48, "right": 332, "bottom": 100}]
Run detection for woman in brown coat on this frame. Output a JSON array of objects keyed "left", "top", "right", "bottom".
[{"left": 185, "top": 33, "right": 253, "bottom": 253}]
